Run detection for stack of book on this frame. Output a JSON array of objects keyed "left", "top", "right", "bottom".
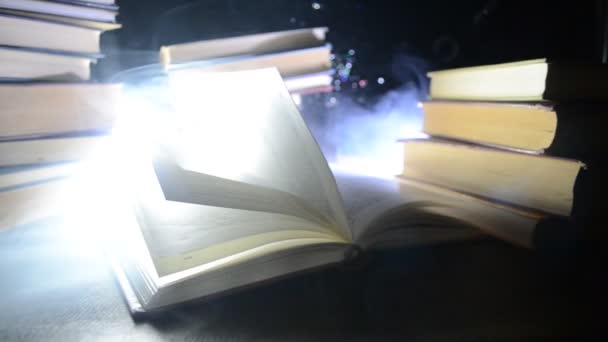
[
  {"left": 0, "top": 0, "right": 122, "bottom": 229},
  {"left": 160, "top": 27, "right": 334, "bottom": 95},
  {"left": 0, "top": 0, "right": 121, "bottom": 81},
  {"left": 399, "top": 58, "right": 608, "bottom": 243}
]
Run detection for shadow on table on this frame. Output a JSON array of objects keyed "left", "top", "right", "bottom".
[
  {"left": 140, "top": 238, "right": 601, "bottom": 340},
  {"left": 1, "top": 218, "right": 602, "bottom": 341}
]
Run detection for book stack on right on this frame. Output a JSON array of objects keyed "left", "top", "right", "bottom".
[{"left": 399, "top": 59, "right": 608, "bottom": 245}]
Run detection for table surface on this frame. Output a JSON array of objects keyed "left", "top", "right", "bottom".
[{"left": 0, "top": 216, "right": 602, "bottom": 341}]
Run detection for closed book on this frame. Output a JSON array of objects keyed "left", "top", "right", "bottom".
[
  {"left": 0, "top": 8, "right": 121, "bottom": 30},
  {"left": 47, "top": 0, "right": 118, "bottom": 11},
  {"left": 283, "top": 71, "right": 333, "bottom": 94},
  {"left": 0, "top": 0, "right": 117, "bottom": 22},
  {"left": 0, "top": 162, "right": 78, "bottom": 229},
  {"left": 167, "top": 45, "right": 332, "bottom": 78},
  {"left": 0, "top": 177, "right": 70, "bottom": 230},
  {"left": 0, "top": 135, "right": 110, "bottom": 166},
  {"left": 160, "top": 27, "right": 327, "bottom": 65},
  {"left": 0, "top": 82, "right": 121, "bottom": 138},
  {"left": 399, "top": 138, "right": 583, "bottom": 217},
  {"left": 0, "top": 14, "right": 102, "bottom": 54},
  {"left": 0, "top": 162, "right": 75, "bottom": 189},
  {"left": 422, "top": 101, "right": 607, "bottom": 162},
  {"left": 428, "top": 58, "right": 608, "bottom": 101},
  {"left": 0, "top": 46, "right": 97, "bottom": 81}
]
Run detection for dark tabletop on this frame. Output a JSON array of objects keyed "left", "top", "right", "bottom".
[{"left": 0, "top": 216, "right": 603, "bottom": 341}]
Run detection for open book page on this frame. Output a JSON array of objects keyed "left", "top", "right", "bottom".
[
  {"left": 332, "top": 169, "right": 540, "bottom": 248},
  {"left": 162, "top": 68, "right": 350, "bottom": 240},
  {"left": 333, "top": 170, "right": 413, "bottom": 238},
  {"left": 133, "top": 163, "right": 349, "bottom": 277},
  {"left": 148, "top": 241, "right": 348, "bottom": 310},
  {"left": 153, "top": 161, "right": 334, "bottom": 228},
  {"left": 333, "top": 170, "right": 481, "bottom": 247},
  {"left": 395, "top": 177, "right": 541, "bottom": 248}
]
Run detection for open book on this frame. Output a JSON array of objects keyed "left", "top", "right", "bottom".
[{"left": 109, "top": 69, "right": 542, "bottom": 313}]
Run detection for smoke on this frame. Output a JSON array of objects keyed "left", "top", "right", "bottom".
[{"left": 314, "top": 55, "right": 429, "bottom": 177}]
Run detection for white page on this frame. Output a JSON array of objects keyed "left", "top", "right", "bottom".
[
  {"left": 133, "top": 163, "right": 347, "bottom": 276},
  {"left": 333, "top": 170, "right": 418, "bottom": 240},
  {"left": 153, "top": 160, "right": 333, "bottom": 227},
  {"left": 162, "top": 68, "right": 350, "bottom": 240}
]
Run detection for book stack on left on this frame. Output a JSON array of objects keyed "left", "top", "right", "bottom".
[{"left": 0, "top": 0, "right": 123, "bottom": 229}]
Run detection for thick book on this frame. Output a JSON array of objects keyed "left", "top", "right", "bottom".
[
  {"left": 0, "top": 135, "right": 109, "bottom": 166},
  {"left": 0, "top": 163, "right": 76, "bottom": 230},
  {"left": 48, "top": 0, "right": 118, "bottom": 10},
  {"left": 0, "top": 179, "right": 69, "bottom": 230},
  {"left": 0, "top": 46, "right": 97, "bottom": 80},
  {"left": 428, "top": 59, "right": 608, "bottom": 101},
  {"left": 422, "top": 101, "right": 557, "bottom": 151},
  {"left": 0, "top": 8, "right": 121, "bottom": 30},
  {"left": 166, "top": 45, "right": 332, "bottom": 78},
  {"left": 0, "top": 162, "right": 75, "bottom": 188},
  {"left": 160, "top": 27, "right": 328, "bottom": 65},
  {"left": 0, "top": 14, "right": 102, "bottom": 54},
  {"left": 74, "top": 0, "right": 115, "bottom": 5},
  {"left": 422, "top": 101, "right": 607, "bottom": 158},
  {"left": 104, "top": 69, "right": 542, "bottom": 313},
  {"left": 0, "top": 0, "right": 118, "bottom": 22},
  {"left": 283, "top": 70, "right": 333, "bottom": 94},
  {"left": 0, "top": 83, "right": 121, "bottom": 138},
  {"left": 399, "top": 138, "right": 583, "bottom": 217}
]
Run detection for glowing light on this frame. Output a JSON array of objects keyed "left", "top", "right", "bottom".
[
  {"left": 345, "top": 62, "right": 352, "bottom": 69},
  {"left": 330, "top": 153, "right": 403, "bottom": 179},
  {"left": 416, "top": 102, "right": 423, "bottom": 108},
  {"left": 377, "top": 77, "right": 385, "bottom": 85},
  {"left": 329, "top": 123, "right": 427, "bottom": 179},
  {"left": 167, "top": 71, "right": 270, "bottom": 180},
  {"left": 348, "top": 49, "right": 355, "bottom": 56},
  {"left": 312, "top": 2, "right": 321, "bottom": 10},
  {"left": 63, "top": 87, "right": 170, "bottom": 214},
  {"left": 291, "top": 94, "right": 302, "bottom": 107},
  {"left": 400, "top": 128, "right": 428, "bottom": 140},
  {"left": 329, "top": 121, "right": 421, "bottom": 179},
  {"left": 338, "top": 68, "right": 350, "bottom": 81},
  {"left": 358, "top": 79, "right": 367, "bottom": 88},
  {"left": 327, "top": 96, "right": 337, "bottom": 106}
]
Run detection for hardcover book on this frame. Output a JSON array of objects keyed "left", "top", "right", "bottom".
[{"left": 104, "top": 69, "right": 542, "bottom": 313}]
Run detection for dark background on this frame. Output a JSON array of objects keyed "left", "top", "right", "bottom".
[
  {"left": 103, "top": 0, "right": 608, "bottom": 98},
  {"left": 100, "top": 0, "right": 608, "bottom": 165}
]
